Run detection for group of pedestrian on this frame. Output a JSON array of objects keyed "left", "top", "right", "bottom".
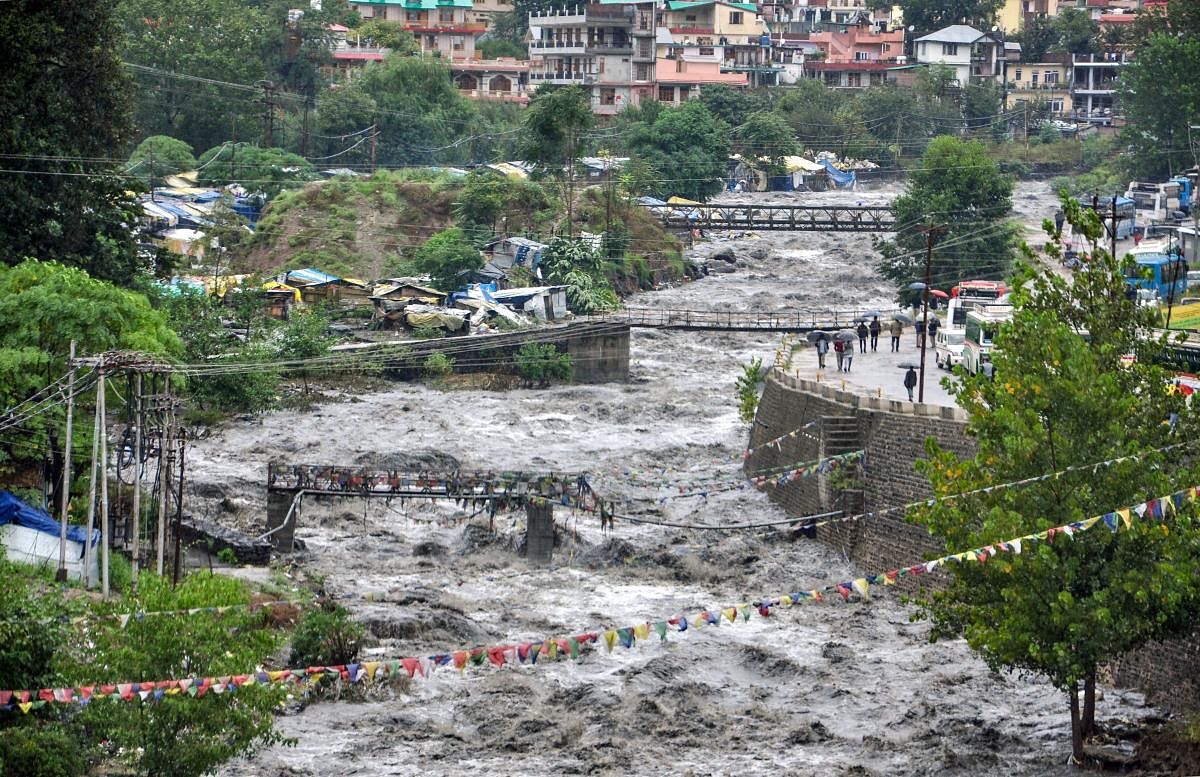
[{"left": 811, "top": 312, "right": 943, "bottom": 400}]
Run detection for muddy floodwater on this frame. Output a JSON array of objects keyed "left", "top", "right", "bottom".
[{"left": 199, "top": 182, "right": 1158, "bottom": 776}]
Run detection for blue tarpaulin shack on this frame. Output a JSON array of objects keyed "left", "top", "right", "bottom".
[
  {"left": 820, "top": 159, "right": 857, "bottom": 189},
  {"left": 0, "top": 490, "right": 98, "bottom": 546}
]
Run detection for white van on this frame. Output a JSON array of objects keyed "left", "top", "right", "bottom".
[{"left": 934, "top": 329, "right": 965, "bottom": 370}]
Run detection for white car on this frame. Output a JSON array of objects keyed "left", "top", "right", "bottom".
[{"left": 934, "top": 329, "right": 965, "bottom": 370}]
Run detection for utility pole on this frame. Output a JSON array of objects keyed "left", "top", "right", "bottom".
[
  {"left": 57, "top": 341, "right": 76, "bottom": 582},
  {"left": 301, "top": 97, "right": 312, "bottom": 158},
  {"left": 369, "top": 123, "right": 378, "bottom": 174},
  {"left": 1110, "top": 194, "right": 1117, "bottom": 264},
  {"left": 83, "top": 367, "right": 103, "bottom": 589},
  {"left": 231, "top": 118, "right": 238, "bottom": 185},
  {"left": 130, "top": 372, "right": 143, "bottom": 587},
  {"left": 260, "top": 80, "right": 277, "bottom": 148},
  {"left": 915, "top": 226, "right": 946, "bottom": 404},
  {"left": 156, "top": 376, "right": 171, "bottom": 576},
  {"left": 171, "top": 429, "right": 187, "bottom": 586},
  {"left": 98, "top": 367, "right": 109, "bottom": 597}
]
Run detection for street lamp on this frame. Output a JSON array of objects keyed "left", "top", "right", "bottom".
[{"left": 908, "top": 280, "right": 930, "bottom": 403}]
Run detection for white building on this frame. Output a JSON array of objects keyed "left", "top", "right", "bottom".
[{"left": 913, "top": 24, "right": 1003, "bottom": 87}]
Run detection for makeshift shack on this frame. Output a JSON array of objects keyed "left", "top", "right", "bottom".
[
  {"left": 285, "top": 268, "right": 373, "bottom": 306},
  {"left": 491, "top": 285, "right": 568, "bottom": 321},
  {"left": 484, "top": 236, "right": 546, "bottom": 270},
  {"left": 370, "top": 282, "right": 450, "bottom": 329},
  {"left": 0, "top": 491, "right": 99, "bottom": 583}
]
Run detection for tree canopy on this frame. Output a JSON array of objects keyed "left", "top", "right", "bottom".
[
  {"left": 1015, "top": 8, "right": 1098, "bottom": 62},
  {"left": 890, "top": 0, "right": 1003, "bottom": 35},
  {"left": 413, "top": 228, "right": 484, "bottom": 293},
  {"left": 731, "top": 111, "right": 798, "bottom": 176},
  {"left": 876, "top": 136, "right": 1016, "bottom": 296},
  {"left": 911, "top": 197, "right": 1200, "bottom": 762},
  {"left": 626, "top": 101, "right": 731, "bottom": 201},
  {"left": 196, "top": 143, "right": 318, "bottom": 198},
  {"left": 0, "top": 0, "right": 143, "bottom": 285}
]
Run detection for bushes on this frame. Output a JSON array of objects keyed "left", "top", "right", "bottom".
[
  {"left": 736, "top": 357, "right": 767, "bottom": 422},
  {"left": 0, "top": 722, "right": 85, "bottom": 777},
  {"left": 515, "top": 343, "right": 573, "bottom": 387},
  {"left": 422, "top": 352, "right": 454, "bottom": 378},
  {"left": 289, "top": 604, "right": 365, "bottom": 667}
]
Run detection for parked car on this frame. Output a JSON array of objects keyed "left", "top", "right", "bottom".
[{"left": 934, "top": 329, "right": 965, "bottom": 370}]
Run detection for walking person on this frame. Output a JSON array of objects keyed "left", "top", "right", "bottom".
[
  {"left": 815, "top": 334, "right": 829, "bottom": 369},
  {"left": 843, "top": 344, "right": 854, "bottom": 372},
  {"left": 927, "top": 315, "right": 940, "bottom": 345},
  {"left": 915, "top": 318, "right": 926, "bottom": 349},
  {"left": 833, "top": 338, "right": 845, "bottom": 372},
  {"left": 889, "top": 318, "right": 903, "bottom": 352},
  {"left": 869, "top": 316, "right": 881, "bottom": 352},
  {"left": 903, "top": 366, "right": 917, "bottom": 401},
  {"left": 856, "top": 321, "right": 869, "bottom": 354}
]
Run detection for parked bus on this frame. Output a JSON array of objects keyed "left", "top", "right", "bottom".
[
  {"left": 947, "top": 280, "right": 1008, "bottom": 328},
  {"left": 961, "top": 305, "right": 1013, "bottom": 375},
  {"left": 1124, "top": 246, "right": 1188, "bottom": 305}
]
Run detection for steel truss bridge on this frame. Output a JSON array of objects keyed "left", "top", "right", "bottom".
[{"left": 646, "top": 202, "right": 896, "bottom": 232}]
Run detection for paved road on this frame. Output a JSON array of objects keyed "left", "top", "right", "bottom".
[{"left": 784, "top": 331, "right": 959, "bottom": 408}]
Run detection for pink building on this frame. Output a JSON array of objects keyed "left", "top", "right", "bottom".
[
  {"left": 654, "top": 58, "right": 747, "bottom": 103},
  {"left": 809, "top": 19, "right": 904, "bottom": 63}
]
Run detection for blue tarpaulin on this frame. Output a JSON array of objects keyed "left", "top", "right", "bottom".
[
  {"left": 0, "top": 491, "right": 99, "bottom": 547},
  {"left": 820, "top": 159, "right": 857, "bottom": 189}
]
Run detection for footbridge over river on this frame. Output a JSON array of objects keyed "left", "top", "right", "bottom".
[
  {"left": 644, "top": 202, "right": 896, "bottom": 232},
  {"left": 602, "top": 307, "right": 880, "bottom": 333}
]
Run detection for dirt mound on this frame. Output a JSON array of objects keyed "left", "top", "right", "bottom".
[{"left": 352, "top": 450, "right": 462, "bottom": 471}]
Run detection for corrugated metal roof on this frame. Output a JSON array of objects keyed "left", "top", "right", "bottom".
[
  {"left": 286, "top": 268, "right": 341, "bottom": 286},
  {"left": 914, "top": 24, "right": 991, "bottom": 44},
  {"left": 666, "top": 0, "right": 758, "bottom": 12}
]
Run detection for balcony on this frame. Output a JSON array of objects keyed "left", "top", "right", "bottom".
[
  {"left": 405, "top": 22, "right": 488, "bottom": 34},
  {"left": 669, "top": 26, "right": 716, "bottom": 35},
  {"left": 528, "top": 6, "right": 586, "bottom": 25},
  {"left": 530, "top": 38, "right": 587, "bottom": 54},
  {"left": 588, "top": 41, "right": 633, "bottom": 54},
  {"left": 529, "top": 70, "right": 598, "bottom": 84},
  {"left": 1073, "top": 79, "right": 1118, "bottom": 93}
]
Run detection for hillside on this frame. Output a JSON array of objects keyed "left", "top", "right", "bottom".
[{"left": 237, "top": 170, "right": 685, "bottom": 285}]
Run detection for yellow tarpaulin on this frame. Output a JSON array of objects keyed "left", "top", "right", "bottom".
[
  {"left": 784, "top": 155, "right": 823, "bottom": 173},
  {"left": 667, "top": 196, "right": 702, "bottom": 206}
]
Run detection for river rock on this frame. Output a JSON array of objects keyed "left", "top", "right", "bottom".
[{"left": 711, "top": 247, "right": 737, "bottom": 263}]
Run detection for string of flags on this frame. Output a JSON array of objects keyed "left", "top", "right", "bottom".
[
  {"left": 742, "top": 420, "right": 821, "bottom": 459},
  {"left": 750, "top": 450, "right": 864, "bottom": 489},
  {"left": 9, "top": 485, "right": 1190, "bottom": 713}
]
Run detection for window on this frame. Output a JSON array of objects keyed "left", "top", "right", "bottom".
[
  {"left": 854, "top": 51, "right": 868, "bottom": 61},
  {"left": 1015, "top": 67, "right": 1022, "bottom": 81},
  {"left": 1031, "top": 71, "right": 1038, "bottom": 84},
  {"left": 600, "top": 87, "right": 616, "bottom": 105},
  {"left": 452, "top": 37, "right": 464, "bottom": 50},
  {"left": 685, "top": 13, "right": 697, "bottom": 21},
  {"left": 426, "top": 35, "right": 436, "bottom": 48},
  {"left": 598, "top": 58, "right": 605, "bottom": 73},
  {"left": 881, "top": 43, "right": 890, "bottom": 52},
  {"left": 635, "top": 63, "right": 650, "bottom": 81},
  {"left": 847, "top": 71, "right": 861, "bottom": 87},
  {"left": 1049, "top": 98, "right": 1064, "bottom": 112},
  {"left": 1044, "top": 70, "right": 1058, "bottom": 85},
  {"left": 439, "top": 9, "right": 454, "bottom": 21},
  {"left": 406, "top": 11, "right": 421, "bottom": 21},
  {"left": 942, "top": 42, "right": 958, "bottom": 56},
  {"left": 676, "top": 58, "right": 685, "bottom": 72},
  {"left": 659, "top": 85, "right": 675, "bottom": 101},
  {"left": 729, "top": 11, "right": 744, "bottom": 23},
  {"left": 699, "top": 46, "right": 714, "bottom": 56}
]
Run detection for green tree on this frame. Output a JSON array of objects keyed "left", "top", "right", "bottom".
[
  {"left": 962, "top": 80, "right": 1005, "bottom": 140},
  {"left": 1118, "top": 24, "right": 1200, "bottom": 180},
  {"left": 0, "top": 0, "right": 144, "bottom": 285},
  {"left": 911, "top": 197, "right": 1200, "bottom": 763},
  {"left": 891, "top": 0, "right": 1003, "bottom": 35},
  {"left": 196, "top": 143, "right": 317, "bottom": 198},
  {"left": 698, "top": 84, "right": 763, "bottom": 125},
  {"left": 477, "top": 37, "right": 526, "bottom": 60},
  {"left": 413, "top": 228, "right": 483, "bottom": 293},
  {"left": 117, "top": 0, "right": 270, "bottom": 152},
  {"left": 127, "top": 136, "right": 198, "bottom": 186},
  {"left": 522, "top": 85, "right": 595, "bottom": 235},
  {"left": 356, "top": 19, "right": 420, "bottom": 53},
  {"left": 731, "top": 111, "right": 798, "bottom": 176},
  {"left": 0, "top": 261, "right": 181, "bottom": 470},
  {"left": 453, "top": 169, "right": 552, "bottom": 239},
  {"left": 538, "top": 236, "right": 617, "bottom": 313},
  {"left": 876, "top": 136, "right": 1017, "bottom": 297},
  {"left": 515, "top": 342, "right": 573, "bottom": 387},
  {"left": 627, "top": 101, "right": 730, "bottom": 201},
  {"left": 278, "top": 307, "right": 332, "bottom": 393},
  {"left": 313, "top": 85, "right": 378, "bottom": 167},
  {"left": 1016, "top": 9, "right": 1098, "bottom": 62}
]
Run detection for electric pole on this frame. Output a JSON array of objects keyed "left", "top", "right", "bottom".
[
  {"left": 915, "top": 226, "right": 947, "bottom": 404},
  {"left": 56, "top": 340, "right": 75, "bottom": 583},
  {"left": 259, "top": 80, "right": 277, "bottom": 148},
  {"left": 301, "top": 96, "right": 312, "bottom": 158},
  {"left": 369, "top": 123, "right": 378, "bottom": 174},
  {"left": 130, "top": 372, "right": 143, "bottom": 587}
]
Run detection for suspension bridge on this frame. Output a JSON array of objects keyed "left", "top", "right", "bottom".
[{"left": 644, "top": 202, "right": 897, "bottom": 232}]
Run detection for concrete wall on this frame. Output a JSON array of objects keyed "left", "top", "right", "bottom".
[{"left": 748, "top": 368, "right": 1199, "bottom": 711}]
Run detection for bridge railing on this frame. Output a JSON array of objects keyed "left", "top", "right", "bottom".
[{"left": 606, "top": 307, "right": 887, "bottom": 331}]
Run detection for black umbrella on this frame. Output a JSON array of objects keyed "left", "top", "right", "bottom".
[
  {"left": 892, "top": 312, "right": 914, "bottom": 324},
  {"left": 805, "top": 330, "right": 831, "bottom": 343},
  {"left": 897, "top": 361, "right": 920, "bottom": 369},
  {"left": 834, "top": 329, "right": 858, "bottom": 342}
]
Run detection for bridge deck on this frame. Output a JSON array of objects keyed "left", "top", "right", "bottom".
[
  {"left": 606, "top": 307, "right": 879, "bottom": 332},
  {"left": 647, "top": 202, "right": 896, "bottom": 232}
]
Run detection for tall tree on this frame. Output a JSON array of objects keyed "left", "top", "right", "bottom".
[
  {"left": 627, "top": 101, "right": 731, "bottom": 202},
  {"left": 118, "top": 0, "right": 271, "bottom": 152},
  {"left": 731, "top": 111, "right": 798, "bottom": 176},
  {"left": 876, "top": 136, "right": 1017, "bottom": 296},
  {"left": 1118, "top": 4, "right": 1200, "bottom": 180},
  {"left": 521, "top": 85, "right": 595, "bottom": 235},
  {"left": 127, "top": 136, "right": 198, "bottom": 188},
  {"left": 911, "top": 197, "right": 1200, "bottom": 763},
  {"left": 0, "top": 0, "right": 144, "bottom": 284},
  {"left": 892, "top": 0, "right": 1003, "bottom": 35}
]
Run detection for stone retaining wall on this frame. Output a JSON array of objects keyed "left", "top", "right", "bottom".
[{"left": 748, "top": 368, "right": 1198, "bottom": 713}]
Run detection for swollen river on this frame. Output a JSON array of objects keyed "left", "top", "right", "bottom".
[{"left": 195, "top": 182, "right": 1156, "bottom": 776}]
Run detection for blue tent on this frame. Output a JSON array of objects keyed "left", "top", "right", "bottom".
[
  {"left": 820, "top": 159, "right": 857, "bottom": 189},
  {"left": 0, "top": 491, "right": 99, "bottom": 547}
]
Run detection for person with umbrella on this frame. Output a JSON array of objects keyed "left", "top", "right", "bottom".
[
  {"left": 833, "top": 336, "right": 846, "bottom": 371},
  {"left": 869, "top": 316, "right": 881, "bottom": 352},
  {"left": 815, "top": 332, "right": 829, "bottom": 369},
  {"left": 903, "top": 366, "right": 918, "bottom": 400},
  {"left": 889, "top": 317, "right": 904, "bottom": 352},
  {"left": 856, "top": 320, "right": 869, "bottom": 354},
  {"left": 927, "top": 313, "right": 940, "bottom": 343}
]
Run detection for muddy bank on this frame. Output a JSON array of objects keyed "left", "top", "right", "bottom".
[{"left": 198, "top": 182, "right": 1160, "bottom": 776}]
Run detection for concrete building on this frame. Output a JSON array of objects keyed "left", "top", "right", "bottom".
[
  {"left": 1072, "top": 51, "right": 1128, "bottom": 127},
  {"left": 997, "top": 0, "right": 1061, "bottom": 34},
  {"left": 658, "top": 0, "right": 780, "bottom": 88},
  {"left": 808, "top": 17, "right": 904, "bottom": 62},
  {"left": 467, "top": 0, "right": 514, "bottom": 26},
  {"left": 450, "top": 58, "right": 530, "bottom": 102},
  {"left": 913, "top": 24, "right": 1004, "bottom": 86},
  {"left": 1005, "top": 54, "right": 1073, "bottom": 117},
  {"left": 527, "top": 1, "right": 658, "bottom": 115},
  {"left": 349, "top": 0, "right": 486, "bottom": 59}
]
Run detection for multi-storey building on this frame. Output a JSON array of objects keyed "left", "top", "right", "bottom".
[
  {"left": 808, "top": 17, "right": 904, "bottom": 62},
  {"left": 1072, "top": 51, "right": 1127, "bottom": 126},
  {"left": 658, "top": 0, "right": 780, "bottom": 88},
  {"left": 913, "top": 25, "right": 1004, "bottom": 86},
  {"left": 997, "top": 0, "right": 1061, "bottom": 35},
  {"left": 348, "top": 0, "right": 486, "bottom": 59},
  {"left": 1005, "top": 53, "right": 1073, "bottom": 117},
  {"left": 527, "top": 1, "right": 658, "bottom": 115},
  {"left": 466, "top": 0, "right": 514, "bottom": 26}
]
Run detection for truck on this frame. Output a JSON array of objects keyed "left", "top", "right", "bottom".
[
  {"left": 961, "top": 305, "right": 1013, "bottom": 376},
  {"left": 1123, "top": 245, "right": 1188, "bottom": 305},
  {"left": 1125, "top": 177, "right": 1194, "bottom": 223}
]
